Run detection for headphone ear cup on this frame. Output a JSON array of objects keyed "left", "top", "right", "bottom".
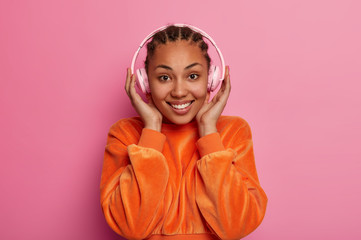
[
  {"left": 136, "top": 68, "right": 150, "bottom": 93},
  {"left": 208, "top": 65, "right": 221, "bottom": 91},
  {"left": 207, "top": 65, "right": 215, "bottom": 91}
]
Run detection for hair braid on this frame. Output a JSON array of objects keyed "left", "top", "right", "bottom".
[{"left": 144, "top": 25, "right": 211, "bottom": 72}]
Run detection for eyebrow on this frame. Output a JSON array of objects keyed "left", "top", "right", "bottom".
[{"left": 154, "top": 62, "right": 203, "bottom": 71}]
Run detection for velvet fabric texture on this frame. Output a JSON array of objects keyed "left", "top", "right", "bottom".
[{"left": 100, "top": 116, "right": 267, "bottom": 240}]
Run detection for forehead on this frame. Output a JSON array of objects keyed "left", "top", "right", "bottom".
[{"left": 149, "top": 40, "right": 206, "bottom": 67}]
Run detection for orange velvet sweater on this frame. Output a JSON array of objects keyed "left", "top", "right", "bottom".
[{"left": 100, "top": 116, "right": 267, "bottom": 240}]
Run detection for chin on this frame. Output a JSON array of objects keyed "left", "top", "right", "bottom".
[{"left": 164, "top": 115, "right": 196, "bottom": 125}]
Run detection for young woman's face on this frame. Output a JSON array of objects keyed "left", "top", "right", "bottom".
[{"left": 147, "top": 40, "right": 209, "bottom": 125}]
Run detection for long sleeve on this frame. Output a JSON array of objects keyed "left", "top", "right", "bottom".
[
  {"left": 100, "top": 121, "right": 169, "bottom": 240},
  {"left": 195, "top": 118, "right": 268, "bottom": 240}
]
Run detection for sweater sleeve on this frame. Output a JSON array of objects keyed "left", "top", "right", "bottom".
[
  {"left": 100, "top": 124, "right": 169, "bottom": 240},
  {"left": 195, "top": 119, "right": 268, "bottom": 240}
]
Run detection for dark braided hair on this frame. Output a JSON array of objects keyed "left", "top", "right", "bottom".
[{"left": 144, "top": 25, "right": 211, "bottom": 72}]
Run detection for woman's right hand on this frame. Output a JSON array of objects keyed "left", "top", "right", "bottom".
[{"left": 125, "top": 68, "right": 163, "bottom": 132}]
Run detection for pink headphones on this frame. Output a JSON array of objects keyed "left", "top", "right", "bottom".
[{"left": 130, "top": 23, "right": 226, "bottom": 93}]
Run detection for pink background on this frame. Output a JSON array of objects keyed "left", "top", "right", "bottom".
[{"left": 1, "top": 0, "right": 360, "bottom": 239}]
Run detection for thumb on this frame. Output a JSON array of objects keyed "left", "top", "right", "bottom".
[
  {"left": 145, "top": 93, "right": 152, "bottom": 103},
  {"left": 146, "top": 94, "right": 156, "bottom": 106},
  {"left": 205, "top": 92, "right": 210, "bottom": 103}
]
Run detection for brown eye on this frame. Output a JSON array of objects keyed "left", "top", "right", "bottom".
[
  {"left": 159, "top": 75, "right": 170, "bottom": 81},
  {"left": 189, "top": 74, "right": 199, "bottom": 80}
]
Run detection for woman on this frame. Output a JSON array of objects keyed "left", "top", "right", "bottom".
[{"left": 100, "top": 24, "right": 267, "bottom": 240}]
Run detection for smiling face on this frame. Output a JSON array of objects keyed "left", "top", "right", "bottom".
[{"left": 147, "top": 40, "right": 209, "bottom": 125}]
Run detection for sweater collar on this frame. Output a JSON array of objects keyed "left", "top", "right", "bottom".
[{"left": 161, "top": 119, "right": 198, "bottom": 132}]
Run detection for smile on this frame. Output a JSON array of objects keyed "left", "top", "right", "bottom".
[
  {"left": 167, "top": 100, "right": 194, "bottom": 111},
  {"left": 171, "top": 102, "right": 191, "bottom": 109}
]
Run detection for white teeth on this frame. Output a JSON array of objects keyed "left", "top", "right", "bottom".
[{"left": 171, "top": 102, "right": 191, "bottom": 109}]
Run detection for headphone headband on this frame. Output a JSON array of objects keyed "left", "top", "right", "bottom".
[{"left": 130, "top": 23, "right": 225, "bottom": 81}]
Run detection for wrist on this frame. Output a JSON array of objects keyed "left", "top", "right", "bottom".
[
  {"left": 144, "top": 122, "right": 162, "bottom": 132},
  {"left": 199, "top": 123, "right": 217, "bottom": 137}
]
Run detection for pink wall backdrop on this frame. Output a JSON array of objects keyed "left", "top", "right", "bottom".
[{"left": 1, "top": 0, "right": 360, "bottom": 239}]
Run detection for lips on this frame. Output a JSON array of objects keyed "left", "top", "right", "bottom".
[
  {"left": 167, "top": 100, "right": 194, "bottom": 113},
  {"left": 172, "top": 102, "right": 191, "bottom": 109}
]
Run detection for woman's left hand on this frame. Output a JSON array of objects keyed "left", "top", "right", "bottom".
[{"left": 196, "top": 66, "right": 231, "bottom": 137}]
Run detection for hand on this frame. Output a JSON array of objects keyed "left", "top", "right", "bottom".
[
  {"left": 196, "top": 66, "right": 231, "bottom": 137},
  {"left": 125, "top": 68, "right": 163, "bottom": 132}
]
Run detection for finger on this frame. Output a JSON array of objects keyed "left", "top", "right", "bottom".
[
  {"left": 204, "top": 93, "right": 215, "bottom": 111},
  {"left": 129, "top": 72, "right": 138, "bottom": 99},
  {"left": 212, "top": 84, "right": 224, "bottom": 102},
  {"left": 220, "top": 66, "right": 230, "bottom": 92},
  {"left": 224, "top": 66, "right": 231, "bottom": 93},
  {"left": 218, "top": 66, "right": 230, "bottom": 95},
  {"left": 216, "top": 73, "right": 231, "bottom": 106},
  {"left": 125, "top": 68, "right": 132, "bottom": 97}
]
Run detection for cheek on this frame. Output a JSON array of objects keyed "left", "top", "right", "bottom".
[
  {"left": 150, "top": 84, "right": 168, "bottom": 105},
  {"left": 192, "top": 82, "right": 208, "bottom": 99}
]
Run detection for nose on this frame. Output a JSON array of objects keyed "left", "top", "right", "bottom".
[{"left": 170, "top": 79, "right": 188, "bottom": 98}]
